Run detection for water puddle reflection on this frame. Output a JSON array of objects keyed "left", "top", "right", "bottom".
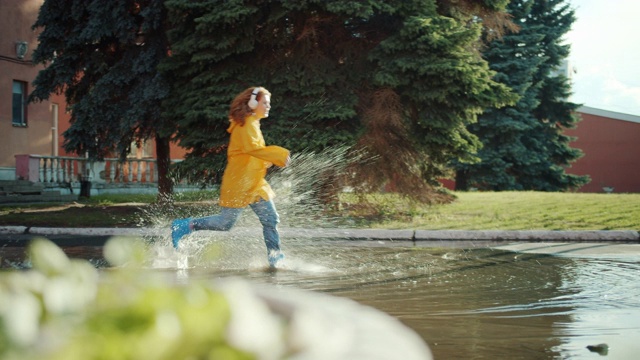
[{"left": 2, "top": 236, "right": 639, "bottom": 359}]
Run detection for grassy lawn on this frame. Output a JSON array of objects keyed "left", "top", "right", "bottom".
[
  {"left": 0, "top": 191, "right": 638, "bottom": 231},
  {"left": 338, "top": 191, "right": 640, "bottom": 230},
  {"left": 0, "top": 191, "right": 219, "bottom": 228}
]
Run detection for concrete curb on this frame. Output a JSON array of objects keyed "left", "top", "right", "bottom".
[
  {"left": 0, "top": 226, "right": 638, "bottom": 243},
  {"left": 25, "top": 227, "right": 162, "bottom": 237},
  {"left": 413, "top": 229, "right": 640, "bottom": 242}
]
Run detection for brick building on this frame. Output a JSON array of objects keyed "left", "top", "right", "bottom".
[
  {"left": 0, "top": 0, "right": 58, "bottom": 180},
  {"left": 566, "top": 106, "right": 640, "bottom": 193},
  {"left": 0, "top": 0, "right": 186, "bottom": 183}
]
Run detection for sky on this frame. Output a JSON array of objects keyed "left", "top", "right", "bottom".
[{"left": 565, "top": 0, "right": 640, "bottom": 116}]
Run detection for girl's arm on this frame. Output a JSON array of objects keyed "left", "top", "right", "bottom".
[
  {"left": 245, "top": 146, "right": 290, "bottom": 167},
  {"left": 237, "top": 123, "right": 290, "bottom": 167}
]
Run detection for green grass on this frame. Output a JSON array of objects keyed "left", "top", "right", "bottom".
[
  {"left": 79, "top": 190, "right": 220, "bottom": 206},
  {"left": 0, "top": 191, "right": 638, "bottom": 230},
  {"left": 0, "top": 191, "right": 221, "bottom": 228},
  {"left": 339, "top": 191, "right": 640, "bottom": 230}
]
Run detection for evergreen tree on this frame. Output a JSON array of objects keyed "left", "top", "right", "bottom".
[
  {"left": 29, "top": 0, "right": 519, "bottom": 203},
  {"left": 29, "top": 0, "right": 175, "bottom": 198},
  {"left": 456, "top": 0, "right": 589, "bottom": 191},
  {"left": 162, "top": 0, "right": 516, "bottom": 202},
  {"left": 527, "top": 0, "right": 588, "bottom": 190}
]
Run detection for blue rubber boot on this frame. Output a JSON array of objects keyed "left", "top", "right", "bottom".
[
  {"left": 268, "top": 250, "right": 285, "bottom": 268},
  {"left": 171, "top": 218, "right": 192, "bottom": 248}
]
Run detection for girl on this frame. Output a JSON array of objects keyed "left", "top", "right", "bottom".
[{"left": 171, "top": 87, "right": 290, "bottom": 268}]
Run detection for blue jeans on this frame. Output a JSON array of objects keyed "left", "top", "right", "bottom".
[{"left": 191, "top": 199, "right": 281, "bottom": 255}]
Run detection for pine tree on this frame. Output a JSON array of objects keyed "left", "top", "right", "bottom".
[
  {"left": 162, "top": 0, "right": 516, "bottom": 202},
  {"left": 29, "top": 0, "right": 520, "bottom": 203},
  {"left": 29, "top": 0, "right": 175, "bottom": 198},
  {"left": 456, "top": 0, "right": 589, "bottom": 191},
  {"left": 527, "top": 0, "right": 589, "bottom": 190}
]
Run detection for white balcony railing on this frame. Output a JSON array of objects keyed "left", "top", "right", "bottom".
[{"left": 15, "top": 154, "right": 165, "bottom": 185}]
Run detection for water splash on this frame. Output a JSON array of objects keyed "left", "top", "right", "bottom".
[
  {"left": 268, "top": 146, "right": 354, "bottom": 228},
  {"left": 137, "top": 146, "right": 360, "bottom": 271}
]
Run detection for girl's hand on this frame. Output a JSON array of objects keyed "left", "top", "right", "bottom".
[{"left": 285, "top": 155, "right": 291, "bottom": 167}]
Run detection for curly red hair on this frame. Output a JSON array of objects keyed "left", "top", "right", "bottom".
[{"left": 228, "top": 87, "right": 271, "bottom": 126}]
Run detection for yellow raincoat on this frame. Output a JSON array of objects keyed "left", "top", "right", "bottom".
[{"left": 219, "top": 114, "right": 289, "bottom": 208}]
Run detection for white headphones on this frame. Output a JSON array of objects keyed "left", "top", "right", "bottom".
[{"left": 248, "top": 87, "right": 260, "bottom": 109}]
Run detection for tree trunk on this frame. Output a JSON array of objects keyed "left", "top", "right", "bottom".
[
  {"left": 155, "top": 134, "right": 173, "bottom": 202},
  {"left": 455, "top": 169, "right": 468, "bottom": 191}
]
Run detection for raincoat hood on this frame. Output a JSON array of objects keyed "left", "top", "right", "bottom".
[{"left": 227, "top": 114, "right": 259, "bottom": 133}]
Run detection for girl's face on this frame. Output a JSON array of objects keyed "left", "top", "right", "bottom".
[{"left": 254, "top": 95, "right": 271, "bottom": 119}]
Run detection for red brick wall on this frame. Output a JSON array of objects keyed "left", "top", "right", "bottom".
[
  {"left": 0, "top": 0, "right": 52, "bottom": 167},
  {"left": 566, "top": 111, "right": 640, "bottom": 193}
]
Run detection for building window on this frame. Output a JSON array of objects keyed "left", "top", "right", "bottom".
[{"left": 12, "top": 80, "right": 28, "bottom": 126}]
